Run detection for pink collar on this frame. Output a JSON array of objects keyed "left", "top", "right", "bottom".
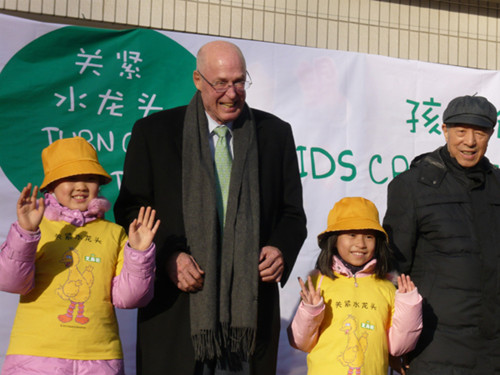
[
  {"left": 332, "top": 255, "right": 377, "bottom": 278},
  {"left": 43, "top": 193, "right": 110, "bottom": 227}
]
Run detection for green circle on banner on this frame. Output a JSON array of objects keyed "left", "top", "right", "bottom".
[{"left": 0, "top": 26, "right": 196, "bottom": 220}]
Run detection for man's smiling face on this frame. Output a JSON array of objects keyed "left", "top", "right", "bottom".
[
  {"left": 443, "top": 123, "right": 493, "bottom": 168},
  {"left": 193, "top": 41, "right": 247, "bottom": 125}
]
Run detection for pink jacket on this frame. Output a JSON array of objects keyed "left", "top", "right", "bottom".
[
  {"left": 0, "top": 194, "right": 155, "bottom": 308},
  {"left": 288, "top": 257, "right": 423, "bottom": 357},
  {"left": 0, "top": 195, "right": 156, "bottom": 374}
]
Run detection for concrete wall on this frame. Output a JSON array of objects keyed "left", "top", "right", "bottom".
[{"left": 2, "top": 0, "right": 500, "bottom": 69}]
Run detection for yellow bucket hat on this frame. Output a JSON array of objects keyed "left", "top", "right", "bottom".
[
  {"left": 317, "top": 197, "right": 388, "bottom": 245},
  {"left": 40, "top": 137, "right": 112, "bottom": 190}
]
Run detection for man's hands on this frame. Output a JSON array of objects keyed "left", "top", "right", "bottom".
[
  {"left": 166, "top": 251, "right": 205, "bottom": 293},
  {"left": 168, "top": 245, "right": 285, "bottom": 293},
  {"left": 259, "top": 246, "right": 284, "bottom": 283},
  {"left": 128, "top": 206, "right": 161, "bottom": 251},
  {"left": 17, "top": 183, "right": 45, "bottom": 232}
]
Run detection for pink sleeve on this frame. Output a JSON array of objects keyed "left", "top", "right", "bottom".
[
  {"left": 387, "top": 288, "right": 423, "bottom": 356},
  {"left": 287, "top": 298, "right": 325, "bottom": 353},
  {"left": 111, "top": 242, "right": 156, "bottom": 309},
  {"left": 0, "top": 222, "right": 40, "bottom": 295}
]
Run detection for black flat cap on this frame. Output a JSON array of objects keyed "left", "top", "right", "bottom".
[{"left": 443, "top": 95, "right": 498, "bottom": 129}]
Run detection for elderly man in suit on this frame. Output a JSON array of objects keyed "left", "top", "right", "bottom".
[{"left": 114, "top": 40, "right": 307, "bottom": 375}]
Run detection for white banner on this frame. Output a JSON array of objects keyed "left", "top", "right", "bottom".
[{"left": 2, "top": 13, "right": 500, "bottom": 374}]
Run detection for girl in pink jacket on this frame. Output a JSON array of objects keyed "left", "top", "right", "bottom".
[
  {"left": 0, "top": 137, "right": 160, "bottom": 375},
  {"left": 288, "top": 197, "right": 422, "bottom": 375}
]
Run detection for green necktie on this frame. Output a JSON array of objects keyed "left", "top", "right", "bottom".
[{"left": 214, "top": 125, "right": 232, "bottom": 227}]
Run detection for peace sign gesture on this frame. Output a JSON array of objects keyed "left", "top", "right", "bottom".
[{"left": 298, "top": 275, "right": 322, "bottom": 305}]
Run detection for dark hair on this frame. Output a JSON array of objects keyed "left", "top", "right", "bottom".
[{"left": 316, "top": 231, "right": 393, "bottom": 280}]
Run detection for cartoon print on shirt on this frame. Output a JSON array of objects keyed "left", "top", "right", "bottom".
[
  {"left": 56, "top": 248, "right": 94, "bottom": 324},
  {"left": 338, "top": 314, "right": 368, "bottom": 375}
]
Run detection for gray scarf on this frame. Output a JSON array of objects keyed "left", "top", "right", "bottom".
[{"left": 182, "top": 91, "right": 260, "bottom": 363}]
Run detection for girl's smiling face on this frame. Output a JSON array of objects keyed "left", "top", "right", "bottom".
[
  {"left": 336, "top": 230, "right": 377, "bottom": 267},
  {"left": 50, "top": 174, "right": 100, "bottom": 211}
]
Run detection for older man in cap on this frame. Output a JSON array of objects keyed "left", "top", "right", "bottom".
[{"left": 384, "top": 95, "right": 500, "bottom": 374}]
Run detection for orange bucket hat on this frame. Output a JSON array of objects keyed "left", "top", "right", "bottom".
[
  {"left": 40, "top": 137, "right": 112, "bottom": 190},
  {"left": 317, "top": 197, "right": 388, "bottom": 245}
]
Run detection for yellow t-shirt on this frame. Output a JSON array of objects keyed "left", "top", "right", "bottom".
[
  {"left": 7, "top": 218, "right": 127, "bottom": 360},
  {"left": 307, "top": 272, "right": 396, "bottom": 375}
]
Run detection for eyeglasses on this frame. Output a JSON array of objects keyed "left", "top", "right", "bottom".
[{"left": 197, "top": 70, "right": 252, "bottom": 93}]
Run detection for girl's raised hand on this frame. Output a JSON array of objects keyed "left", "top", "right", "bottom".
[
  {"left": 128, "top": 206, "right": 160, "bottom": 251},
  {"left": 17, "top": 183, "right": 45, "bottom": 232},
  {"left": 397, "top": 273, "right": 416, "bottom": 294},
  {"left": 298, "top": 275, "right": 322, "bottom": 305}
]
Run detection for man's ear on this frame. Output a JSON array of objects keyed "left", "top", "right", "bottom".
[
  {"left": 442, "top": 123, "right": 448, "bottom": 143},
  {"left": 193, "top": 70, "right": 202, "bottom": 91}
]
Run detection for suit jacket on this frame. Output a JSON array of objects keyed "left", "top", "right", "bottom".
[{"left": 114, "top": 103, "right": 307, "bottom": 375}]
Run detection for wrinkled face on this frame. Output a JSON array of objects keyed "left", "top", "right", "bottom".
[
  {"left": 50, "top": 174, "right": 100, "bottom": 211},
  {"left": 336, "top": 230, "right": 377, "bottom": 267},
  {"left": 193, "top": 44, "right": 247, "bottom": 124},
  {"left": 442, "top": 123, "right": 493, "bottom": 168}
]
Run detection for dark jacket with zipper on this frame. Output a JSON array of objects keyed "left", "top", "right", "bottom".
[{"left": 384, "top": 146, "right": 500, "bottom": 375}]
